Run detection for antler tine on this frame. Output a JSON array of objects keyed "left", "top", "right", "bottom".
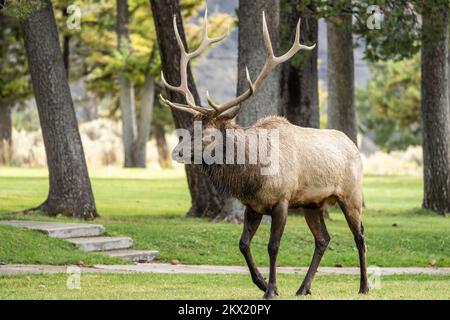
[
  {"left": 189, "top": 7, "right": 229, "bottom": 59},
  {"left": 185, "top": 93, "right": 214, "bottom": 115},
  {"left": 245, "top": 67, "right": 255, "bottom": 95},
  {"left": 206, "top": 91, "right": 220, "bottom": 112},
  {"left": 261, "top": 11, "right": 275, "bottom": 59},
  {"left": 159, "top": 94, "right": 199, "bottom": 116},
  {"left": 274, "top": 17, "right": 316, "bottom": 64},
  {"left": 161, "top": 72, "right": 179, "bottom": 93},
  {"left": 173, "top": 14, "right": 187, "bottom": 55}
]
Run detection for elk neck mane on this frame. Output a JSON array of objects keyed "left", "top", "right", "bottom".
[{"left": 201, "top": 116, "right": 288, "bottom": 200}]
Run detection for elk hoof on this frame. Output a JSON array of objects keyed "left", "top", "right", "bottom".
[{"left": 296, "top": 286, "right": 311, "bottom": 296}]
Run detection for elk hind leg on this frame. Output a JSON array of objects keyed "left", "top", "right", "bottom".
[
  {"left": 296, "top": 209, "right": 330, "bottom": 296},
  {"left": 338, "top": 200, "right": 369, "bottom": 294}
]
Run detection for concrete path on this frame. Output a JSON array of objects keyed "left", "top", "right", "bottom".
[{"left": 1, "top": 263, "right": 449, "bottom": 276}]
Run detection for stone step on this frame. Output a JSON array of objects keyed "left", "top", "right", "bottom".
[
  {"left": 104, "top": 249, "right": 160, "bottom": 262},
  {"left": 0, "top": 220, "right": 105, "bottom": 239},
  {"left": 67, "top": 236, "right": 133, "bottom": 252}
]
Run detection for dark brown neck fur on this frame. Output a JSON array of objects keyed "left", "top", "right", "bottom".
[{"left": 201, "top": 120, "right": 264, "bottom": 201}]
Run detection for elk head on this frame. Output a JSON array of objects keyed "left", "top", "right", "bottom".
[{"left": 160, "top": 9, "right": 315, "bottom": 162}]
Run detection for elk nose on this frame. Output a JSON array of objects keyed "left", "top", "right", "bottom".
[{"left": 179, "top": 150, "right": 183, "bottom": 158}]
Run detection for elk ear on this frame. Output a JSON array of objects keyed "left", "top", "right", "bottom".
[{"left": 216, "top": 105, "right": 241, "bottom": 121}]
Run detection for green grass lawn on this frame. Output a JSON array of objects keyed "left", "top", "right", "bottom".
[
  {"left": 0, "top": 167, "right": 449, "bottom": 268},
  {"left": 0, "top": 273, "right": 448, "bottom": 300}
]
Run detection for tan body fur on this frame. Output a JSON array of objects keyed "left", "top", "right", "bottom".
[
  {"left": 200, "top": 115, "right": 369, "bottom": 298},
  {"left": 213, "top": 116, "right": 363, "bottom": 216}
]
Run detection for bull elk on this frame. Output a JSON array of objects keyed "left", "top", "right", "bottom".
[{"left": 160, "top": 9, "right": 368, "bottom": 299}]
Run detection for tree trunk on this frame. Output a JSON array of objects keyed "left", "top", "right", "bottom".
[
  {"left": 421, "top": 3, "right": 450, "bottom": 215},
  {"left": 221, "top": 0, "right": 283, "bottom": 223},
  {"left": 280, "top": 2, "right": 325, "bottom": 217},
  {"left": 152, "top": 123, "right": 172, "bottom": 169},
  {"left": 132, "top": 71, "right": 154, "bottom": 167},
  {"left": 212, "top": 197, "right": 245, "bottom": 224},
  {"left": 150, "top": 0, "right": 229, "bottom": 219},
  {"left": 0, "top": 7, "right": 12, "bottom": 165},
  {"left": 21, "top": 0, "right": 98, "bottom": 219},
  {"left": 236, "top": 0, "right": 281, "bottom": 126},
  {"left": 280, "top": 1, "right": 319, "bottom": 128},
  {"left": 62, "top": 6, "right": 70, "bottom": 77},
  {"left": 0, "top": 104, "right": 12, "bottom": 165},
  {"left": 326, "top": 11, "right": 357, "bottom": 144},
  {"left": 117, "top": 0, "right": 138, "bottom": 168}
]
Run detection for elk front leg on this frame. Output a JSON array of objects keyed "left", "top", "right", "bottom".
[
  {"left": 264, "top": 199, "right": 288, "bottom": 300},
  {"left": 296, "top": 209, "right": 330, "bottom": 296},
  {"left": 239, "top": 206, "right": 267, "bottom": 292}
]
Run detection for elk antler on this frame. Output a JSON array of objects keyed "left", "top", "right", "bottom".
[
  {"left": 159, "top": 8, "right": 229, "bottom": 117},
  {"left": 208, "top": 12, "right": 316, "bottom": 118},
  {"left": 160, "top": 10, "right": 315, "bottom": 119}
]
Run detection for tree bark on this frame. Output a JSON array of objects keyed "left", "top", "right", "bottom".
[
  {"left": 221, "top": 0, "right": 283, "bottom": 223},
  {"left": 132, "top": 71, "right": 154, "bottom": 167},
  {"left": 236, "top": 0, "right": 281, "bottom": 126},
  {"left": 152, "top": 123, "right": 172, "bottom": 169},
  {"left": 280, "top": 1, "right": 319, "bottom": 128},
  {"left": 0, "top": 7, "right": 12, "bottom": 165},
  {"left": 21, "top": 0, "right": 98, "bottom": 219},
  {"left": 421, "top": 2, "right": 450, "bottom": 215},
  {"left": 326, "top": 10, "right": 357, "bottom": 144},
  {"left": 0, "top": 104, "right": 12, "bottom": 165},
  {"left": 280, "top": 2, "right": 327, "bottom": 217},
  {"left": 62, "top": 6, "right": 70, "bottom": 77},
  {"left": 150, "top": 0, "right": 228, "bottom": 218},
  {"left": 117, "top": 0, "right": 138, "bottom": 167}
]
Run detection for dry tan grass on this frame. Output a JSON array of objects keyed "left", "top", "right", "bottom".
[
  {"left": 10, "top": 119, "right": 181, "bottom": 169},
  {"left": 361, "top": 146, "right": 422, "bottom": 176}
]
